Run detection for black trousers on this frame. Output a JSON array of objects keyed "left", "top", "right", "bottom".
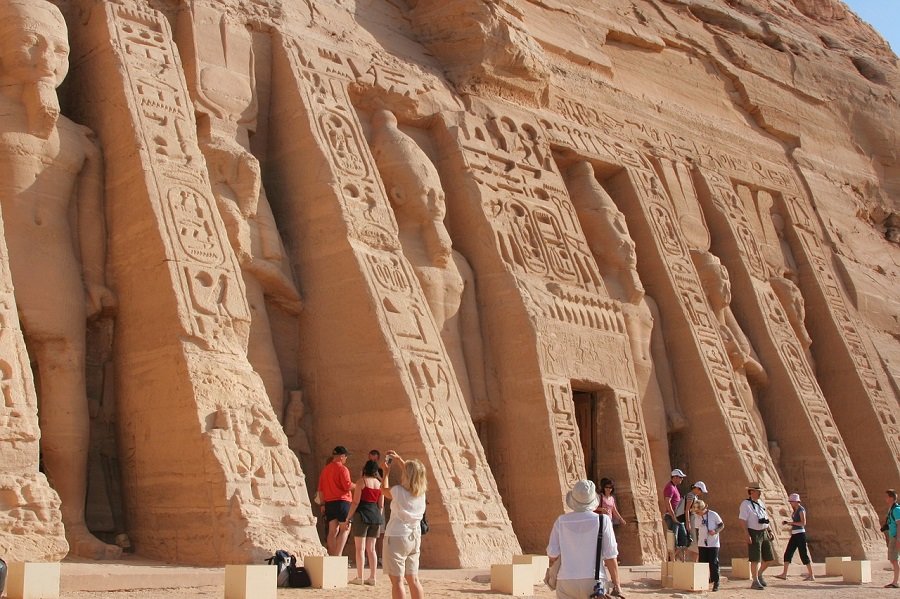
[
  {"left": 698, "top": 546, "right": 720, "bottom": 583},
  {"left": 783, "top": 532, "right": 811, "bottom": 565},
  {"left": 0, "top": 557, "right": 6, "bottom": 594}
]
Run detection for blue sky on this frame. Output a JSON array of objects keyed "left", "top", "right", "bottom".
[{"left": 844, "top": 0, "right": 899, "bottom": 52}]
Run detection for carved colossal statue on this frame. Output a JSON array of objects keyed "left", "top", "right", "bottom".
[
  {"left": 566, "top": 160, "right": 686, "bottom": 486},
  {"left": 369, "top": 108, "right": 489, "bottom": 426},
  {"left": 693, "top": 250, "right": 769, "bottom": 441},
  {"left": 180, "top": 6, "right": 302, "bottom": 421},
  {"left": 0, "top": 0, "right": 119, "bottom": 559}
]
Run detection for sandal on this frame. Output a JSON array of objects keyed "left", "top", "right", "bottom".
[
  {"left": 885, "top": 583, "right": 900, "bottom": 588},
  {"left": 774, "top": 574, "right": 787, "bottom": 580}
]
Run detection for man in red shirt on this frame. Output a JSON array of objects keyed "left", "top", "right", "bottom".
[{"left": 319, "top": 446, "right": 355, "bottom": 556}]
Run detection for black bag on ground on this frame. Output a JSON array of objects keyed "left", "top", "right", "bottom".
[{"left": 267, "top": 550, "right": 311, "bottom": 588}]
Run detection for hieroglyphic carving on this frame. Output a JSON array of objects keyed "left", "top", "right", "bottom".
[
  {"left": 619, "top": 164, "right": 791, "bottom": 532},
  {"left": 278, "top": 34, "right": 518, "bottom": 561},
  {"left": 780, "top": 193, "right": 900, "bottom": 491},
  {"left": 699, "top": 169, "right": 883, "bottom": 554},
  {"left": 541, "top": 96, "right": 798, "bottom": 193},
  {"left": 109, "top": 4, "right": 249, "bottom": 355},
  {"left": 84, "top": 3, "right": 320, "bottom": 563},
  {"left": 452, "top": 112, "right": 604, "bottom": 297},
  {"left": 546, "top": 380, "right": 585, "bottom": 489}
]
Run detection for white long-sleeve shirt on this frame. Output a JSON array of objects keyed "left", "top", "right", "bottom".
[{"left": 547, "top": 511, "right": 618, "bottom": 581}]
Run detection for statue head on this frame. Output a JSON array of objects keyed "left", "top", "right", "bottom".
[
  {"left": 693, "top": 250, "right": 732, "bottom": 309},
  {"left": 0, "top": 0, "right": 69, "bottom": 137}
]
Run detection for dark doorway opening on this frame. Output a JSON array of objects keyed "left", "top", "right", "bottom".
[{"left": 573, "top": 389, "right": 598, "bottom": 482}]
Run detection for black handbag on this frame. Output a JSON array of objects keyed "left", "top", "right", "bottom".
[{"left": 420, "top": 511, "right": 429, "bottom": 535}]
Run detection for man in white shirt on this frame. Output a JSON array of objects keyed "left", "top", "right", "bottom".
[
  {"left": 739, "top": 482, "right": 775, "bottom": 590},
  {"left": 548, "top": 480, "right": 623, "bottom": 598},
  {"left": 692, "top": 500, "right": 724, "bottom": 591}
]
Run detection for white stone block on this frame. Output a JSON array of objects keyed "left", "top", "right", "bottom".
[
  {"left": 841, "top": 560, "right": 871, "bottom": 584},
  {"left": 6, "top": 562, "right": 60, "bottom": 599},
  {"left": 512, "top": 554, "right": 550, "bottom": 584},
  {"left": 304, "top": 555, "right": 347, "bottom": 589},
  {"left": 490, "top": 564, "right": 533, "bottom": 596},
  {"left": 673, "top": 561, "right": 709, "bottom": 591},
  {"left": 660, "top": 561, "right": 675, "bottom": 588},
  {"left": 825, "top": 556, "right": 850, "bottom": 576},
  {"left": 731, "top": 557, "right": 751, "bottom": 579},
  {"left": 224, "top": 564, "right": 276, "bottom": 599}
]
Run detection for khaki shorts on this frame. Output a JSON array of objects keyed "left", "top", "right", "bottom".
[
  {"left": 748, "top": 528, "right": 775, "bottom": 563},
  {"left": 383, "top": 531, "right": 420, "bottom": 577},
  {"left": 889, "top": 535, "right": 900, "bottom": 562}
]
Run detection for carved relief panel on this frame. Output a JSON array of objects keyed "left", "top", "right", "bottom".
[
  {"left": 277, "top": 34, "right": 518, "bottom": 561},
  {"left": 108, "top": 4, "right": 249, "bottom": 355},
  {"left": 698, "top": 169, "right": 883, "bottom": 554}
]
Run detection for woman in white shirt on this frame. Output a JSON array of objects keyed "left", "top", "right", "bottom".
[
  {"left": 691, "top": 500, "right": 724, "bottom": 592},
  {"left": 547, "top": 480, "right": 622, "bottom": 598},
  {"left": 382, "top": 451, "right": 427, "bottom": 599}
]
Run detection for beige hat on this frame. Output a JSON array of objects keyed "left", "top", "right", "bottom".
[
  {"left": 747, "top": 482, "right": 763, "bottom": 491},
  {"left": 566, "top": 480, "right": 600, "bottom": 512}
]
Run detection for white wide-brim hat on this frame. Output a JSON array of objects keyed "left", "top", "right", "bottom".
[
  {"left": 788, "top": 493, "right": 801, "bottom": 503},
  {"left": 566, "top": 480, "right": 600, "bottom": 512}
]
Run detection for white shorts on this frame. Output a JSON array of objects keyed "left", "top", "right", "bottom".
[{"left": 383, "top": 531, "right": 421, "bottom": 577}]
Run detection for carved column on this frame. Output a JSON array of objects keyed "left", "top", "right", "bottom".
[
  {"left": 0, "top": 209, "right": 67, "bottom": 561},
  {"left": 267, "top": 36, "right": 520, "bottom": 567},
  {"left": 778, "top": 192, "right": 900, "bottom": 504},
  {"left": 433, "top": 109, "right": 662, "bottom": 562},
  {"left": 604, "top": 161, "right": 793, "bottom": 558},
  {"left": 67, "top": 3, "right": 320, "bottom": 565},
  {"left": 696, "top": 168, "right": 883, "bottom": 558}
]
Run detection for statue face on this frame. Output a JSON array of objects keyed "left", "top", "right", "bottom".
[{"left": 0, "top": 3, "right": 70, "bottom": 88}]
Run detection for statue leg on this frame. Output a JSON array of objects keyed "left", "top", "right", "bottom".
[
  {"left": 35, "top": 338, "right": 122, "bottom": 560},
  {"left": 245, "top": 276, "right": 285, "bottom": 422}
]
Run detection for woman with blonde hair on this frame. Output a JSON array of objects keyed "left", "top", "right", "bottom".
[{"left": 382, "top": 451, "right": 427, "bottom": 599}]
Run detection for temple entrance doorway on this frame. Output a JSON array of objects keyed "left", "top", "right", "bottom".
[
  {"left": 573, "top": 386, "right": 618, "bottom": 485},
  {"left": 573, "top": 389, "right": 596, "bottom": 481}
]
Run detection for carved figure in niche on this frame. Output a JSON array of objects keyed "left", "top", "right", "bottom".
[
  {"left": 181, "top": 6, "right": 301, "bottom": 421},
  {"left": 692, "top": 250, "right": 769, "bottom": 442},
  {"left": 0, "top": 0, "right": 120, "bottom": 559},
  {"left": 768, "top": 213, "right": 814, "bottom": 368},
  {"left": 369, "top": 109, "right": 489, "bottom": 430},
  {"left": 565, "top": 161, "right": 686, "bottom": 486}
]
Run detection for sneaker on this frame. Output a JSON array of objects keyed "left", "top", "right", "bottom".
[
  {"left": 751, "top": 581, "right": 765, "bottom": 590},
  {"left": 349, "top": 577, "right": 364, "bottom": 585},
  {"left": 758, "top": 575, "right": 767, "bottom": 587},
  {"left": 802, "top": 575, "right": 816, "bottom": 581},
  {"left": 365, "top": 578, "right": 377, "bottom": 586}
]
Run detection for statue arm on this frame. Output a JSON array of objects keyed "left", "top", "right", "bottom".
[{"left": 77, "top": 128, "right": 115, "bottom": 317}]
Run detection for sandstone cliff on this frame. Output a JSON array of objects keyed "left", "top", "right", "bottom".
[{"left": 0, "top": 0, "right": 896, "bottom": 566}]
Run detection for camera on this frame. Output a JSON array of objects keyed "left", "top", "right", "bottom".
[
  {"left": 758, "top": 517, "right": 770, "bottom": 525},
  {"left": 385, "top": 455, "right": 393, "bottom": 465},
  {"left": 882, "top": 523, "right": 890, "bottom": 533}
]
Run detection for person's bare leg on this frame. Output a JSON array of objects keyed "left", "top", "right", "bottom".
[
  {"left": 326, "top": 519, "right": 339, "bottom": 555},
  {"left": 354, "top": 536, "right": 364, "bottom": 580},
  {"left": 750, "top": 561, "right": 760, "bottom": 586},
  {"left": 389, "top": 574, "right": 406, "bottom": 599},
  {"left": 334, "top": 523, "right": 351, "bottom": 558},
  {"left": 405, "top": 573, "right": 424, "bottom": 599},
  {"left": 366, "top": 536, "right": 378, "bottom": 581},
  {"left": 605, "top": 557, "right": 623, "bottom": 595}
]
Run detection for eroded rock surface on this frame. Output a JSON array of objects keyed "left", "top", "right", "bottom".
[{"left": 0, "top": 0, "right": 896, "bottom": 565}]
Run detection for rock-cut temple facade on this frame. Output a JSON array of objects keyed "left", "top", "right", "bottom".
[{"left": 0, "top": 0, "right": 897, "bottom": 567}]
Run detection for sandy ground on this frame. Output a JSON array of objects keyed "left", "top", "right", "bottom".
[{"left": 41, "top": 559, "right": 899, "bottom": 598}]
